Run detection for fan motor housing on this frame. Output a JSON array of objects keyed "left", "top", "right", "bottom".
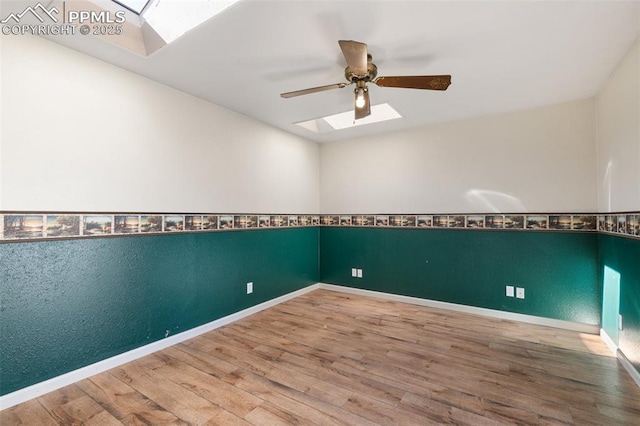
[{"left": 345, "top": 62, "right": 378, "bottom": 82}]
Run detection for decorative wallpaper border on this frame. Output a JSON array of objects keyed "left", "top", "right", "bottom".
[
  {"left": 320, "top": 213, "right": 639, "bottom": 240},
  {"left": 0, "top": 212, "right": 638, "bottom": 243},
  {"left": 0, "top": 214, "right": 320, "bottom": 242}
]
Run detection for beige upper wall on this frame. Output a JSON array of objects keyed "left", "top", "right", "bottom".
[
  {"left": 596, "top": 39, "right": 640, "bottom": 212},
  {"left": 0, "top": 35, "right": 320, "bottom": 213},
  {"left": 2, "top": 35, "right": 635, "bottom": 216},
  {"left": 320, "top": 99, "right": 597, "bottom": 214}
]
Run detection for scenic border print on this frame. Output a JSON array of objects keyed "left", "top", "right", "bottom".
[{"left": 1, "top": 212, "right": 637, "bottom": 242}]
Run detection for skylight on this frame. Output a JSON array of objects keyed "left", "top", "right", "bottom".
[
  {"left": 141, "top": 0, "right": 240, "bottom": 44},
  {"left": 106, "top": 0, "right": 241, "bottom": 54},
  {"left": 295, "top": 103, "right": 402, "bottom": 134},
  {"left": 112, "top": 0, "right": 149, "bottom": 14}
]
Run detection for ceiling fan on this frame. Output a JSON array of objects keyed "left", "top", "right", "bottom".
[{"left": 280, "top": 40, "right": 451, "bottom": 120}]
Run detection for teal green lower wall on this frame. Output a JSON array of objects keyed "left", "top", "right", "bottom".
[
  {"left": 598, "top": 234, "right": 640, "bottom": 373},
  {"left": 0, "top": 228, "right": 319, "bottom": 396},
  {"left": 320, "top": 227, "right": 600, "bottom": 325},
  {"left": 5, "top": 225, "right": 637, "bottom": 397}
]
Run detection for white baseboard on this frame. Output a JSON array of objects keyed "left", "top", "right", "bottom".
[
  {"left": 600, "top": 328, "right": 618, "bottom": 354},
  {"left": 318, "top": 283, "right": 600, "bottom": 334},
  {"left": 617, "top": 349, "right": 640, "bottom": 387},
  {"left": 0, "top": 283, "right": 321, "bottom": 411},
  {"left": 600, "top": 329, "right": 640, "bottom": 388}
]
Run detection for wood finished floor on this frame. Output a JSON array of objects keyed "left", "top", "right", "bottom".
[{"left": 2, "top": 289, "right": 640, "bottom": 425}]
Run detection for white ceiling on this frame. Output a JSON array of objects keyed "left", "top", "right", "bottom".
[{"left": 32, "top": 1, "right": 640, "bottom": 142}]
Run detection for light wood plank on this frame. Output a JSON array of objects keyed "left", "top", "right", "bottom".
[
  {"left": 112, "top": 359, "right": 243, "bottom": 425},
  {"left": 2, "top": 289, "right": 639, "bottom": 426},
  {"left": 0, "top": 399, "right": 59, "bottom": 425},
  {"left": 76, "top": 372, "right": 185, "bottom": 425}
]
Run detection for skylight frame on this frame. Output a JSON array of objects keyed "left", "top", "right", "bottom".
[
  {"left": 99, "top": 0, "right": 242, "bottom": 56},
  {"left": 295, "top": 103, "right": 403, "bottom": 134},
  {"left": 112, "top": 0, "right": 150, "bottom": 15}
]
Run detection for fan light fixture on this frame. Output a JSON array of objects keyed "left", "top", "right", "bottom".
[{"left": 355, "top": 88, "right": 366, "bottom": 108}]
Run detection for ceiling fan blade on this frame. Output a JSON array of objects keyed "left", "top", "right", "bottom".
[
  {"left": 339, "top": 40, "right": 368, "bottom": 77},
  {"left": 280, "top": 82, "right": 347, "bottom": 98},
  {"left": 355, "top": 89, "right": 371, "bottom": 120},
  {"left": 374, "top": 75, "right": 451, "bottom": 90}
]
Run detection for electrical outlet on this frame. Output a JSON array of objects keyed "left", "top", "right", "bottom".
[
  {"left": 246, "top": 282, "right": 253, "bottom": 294},
  {"left": 351, "top": 268, "right": 357, "bottom": 277},
  {"left": 357, "top": 269, "right": 363, "bottom": 278},
  {"left": 516, "top": 287, "right": 525, "bottom": 299},
  {"left": 506, "top": 286, "right": 515, "bottom": 297},
  {"left": 619, "top": 314, "right": 623, "bottom": 330}
]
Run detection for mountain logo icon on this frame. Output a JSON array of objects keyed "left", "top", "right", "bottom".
[{"left": 1, "top": 3, "right": 59, "bottom": 24}]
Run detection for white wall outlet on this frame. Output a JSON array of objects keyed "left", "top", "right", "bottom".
[
  {"left": 351, "top": 268, "right": 357, "bottom": 277},
  {"left": 516, "top": 287, "right": 525, "bottom": 299},
  {"left": 246, "top": 282, "right": 253, "bottom": 294},
  {"left": 619, "top": 314, "right": 623, "bottom": 330},
  {"left": 506, "top": 286, "right": 515, "bottom": 297},
  {"left": 357, "top": 269, "right": 363, "bottom": 278}
]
